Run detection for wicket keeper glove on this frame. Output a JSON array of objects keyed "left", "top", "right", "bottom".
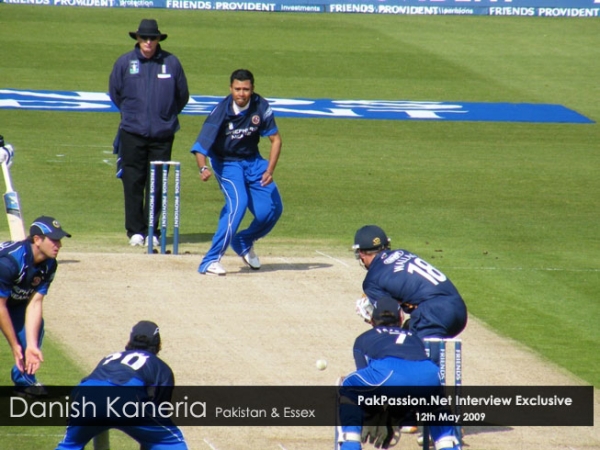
[{"left": 361, "top": 409, "right": 400, "bottom": 449}]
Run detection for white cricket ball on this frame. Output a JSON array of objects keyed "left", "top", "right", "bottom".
[{"left": 316, "top": 359, "right": 328, "bottom": 371}]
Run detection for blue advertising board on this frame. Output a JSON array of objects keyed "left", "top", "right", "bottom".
[
  {"left": 0, "top": 89, "right": 593, "bottom": 124},
  {"left": 1, "top": 0, "right": 599, "bottom": 16}
]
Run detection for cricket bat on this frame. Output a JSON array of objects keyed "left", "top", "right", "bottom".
[{"left": 1, "top": 161, "right": 26, "bottom": 241}]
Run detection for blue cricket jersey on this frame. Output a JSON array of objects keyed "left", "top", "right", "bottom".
[
  {"left": 191, "top": 93, "right": 278, "bottom": 161},
  {"left": 353, "top": 327, "right": 429, "bottom": 370},
  {"left": 82, "top": 349, "right": 175, "bottom": 404},
  {"left": 0, "top": 241, "right": 56, "bottom": 308},
  {"left": 363, "top": 249, "right": 463, "bottom": 310}
]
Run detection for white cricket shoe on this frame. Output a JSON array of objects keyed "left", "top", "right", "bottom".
[
  {"left": 242, "top": 247, "right": 261, "bottom": 270},
  {"left": 205, "top": 262, "right": 227, "bottom": 276},
  {"left": 401, "top": 426, "right": 418, "bottom": 434},
  {"left": 129, "top": 234, "right": 144, "bottom": 246},
  {"left": 144, "top": 236, "right": 160, "bottom": 247}
]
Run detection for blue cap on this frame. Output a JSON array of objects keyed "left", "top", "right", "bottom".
[
  {"left": 371, "top": 296, "right": 400, "bottom": 322},
  {"left": 130, "top": 320, "right": 161, "bottom": 347},
  {"left": 353, "top": 225, "right": 389, "bottom": 251},
  {"left": 29, "top": 216, "right": 71, "bottom": 240}
]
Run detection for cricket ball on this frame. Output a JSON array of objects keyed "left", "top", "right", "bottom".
[{"left": 316, "top": 359, "right": 328, "bottom": 371}]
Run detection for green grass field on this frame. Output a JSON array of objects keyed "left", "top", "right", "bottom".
[{"left": 0, "top": 4, "right": 598, "bottom": 446}]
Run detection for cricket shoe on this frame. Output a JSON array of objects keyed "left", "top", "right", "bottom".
[
  {"left": 416, "top": 434, "right": 433, "bottom": 447},
  {"left": 144, "top": 236, "right": 160, "bottom": 247},
  {"left": 401, "top": 426, "right": 418, "bottom": 434},
  {"left": 14, "top": 382, "right": 48, "bottom": 399},
  {"left": 242, "top": 247, "right": 261, "bottom": 270},
  {"left": 204, "top": 262, "right": 227, "bottom": 276},
  {"left": 129, "top": 234, "right": 144, "bottom": 246},
  {"left": 434, "top": 436, "right": 461, "bottom": 450}
]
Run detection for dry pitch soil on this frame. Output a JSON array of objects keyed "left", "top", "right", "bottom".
[{"left": 44, "top": 249, "right": 599, "bottom": 450}]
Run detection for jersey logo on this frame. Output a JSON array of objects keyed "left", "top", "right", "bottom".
[
  {"left": 32, "top": 276, "right": 42, "bottom": 287},
  {"left": 129, "top": 60, "right": 140, "bottom": 75},
  {"left": 251, "top": 114, "right": 260, "bottom": 125},
  {"left": 384, "top": 250, "right": 414, "bottom": 267},
  {"left": 384, "top": 250, "right": 405, "bottom": 264}
]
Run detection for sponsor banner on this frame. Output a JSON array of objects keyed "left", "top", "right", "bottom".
[
  {"left": 1, "top": 0, "right": 599, "bottom": 16},
  {"left": 0, "top": 385, "right": 594, "bottom": 427},
  {"left": 0, "top": 89, "right": 593, "bottom": 123}
]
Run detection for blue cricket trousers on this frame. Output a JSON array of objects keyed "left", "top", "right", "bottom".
[
  {"left": 199, "top": 155, "right": 283, "bottom": 273},
  {"left": 339, "top": 358, "right": 458, "bottom": 447},
  {"left": 9, "top": 305, "right": 44, "bottom": 386}
]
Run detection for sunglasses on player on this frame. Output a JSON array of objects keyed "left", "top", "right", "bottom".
[{"left": 138, "top": 35, "right": 159, "bottom": 42}]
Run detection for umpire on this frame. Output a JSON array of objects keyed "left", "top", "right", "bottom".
[{"left": 110, "top": 19, "right": 189, "bottom": 247}]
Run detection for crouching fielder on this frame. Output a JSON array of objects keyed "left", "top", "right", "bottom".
[
  {"left": 337, "top": 296, "right": 461, "bottom": 450},
  {"left": 55, "top": 321, "right": 187, "bottom": 450}
]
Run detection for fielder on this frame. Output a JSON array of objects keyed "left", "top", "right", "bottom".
[
  {"left": 338, "top": 296, "right": 461, "bottom": 450},
  {"left": 55, "top": 320, "right": 188, "bottom": 450},
  {"left": 0, "top": 216, "right": 71, "bottom": 396},
  {"left": 191, "top": 69, "right": 283, "bottom": 276},
  {"left": 353, "top": 225, "right": 467, "bottom": 344}
]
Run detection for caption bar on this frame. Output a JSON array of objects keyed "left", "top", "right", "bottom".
[{"left": 0, "top": 386, "right": 592, "bottom": 427}]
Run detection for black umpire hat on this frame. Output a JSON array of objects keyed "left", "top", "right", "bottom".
[
  {"left": 129, "top": 19, "right": 168, "bottom": 41},
  {"left": 353, "top": 225, "right": 390, "bottom": 251}
]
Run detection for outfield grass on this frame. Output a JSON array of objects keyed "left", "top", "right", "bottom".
[{"left": 0, "top": 0, "right": 598, "bottom": 399}]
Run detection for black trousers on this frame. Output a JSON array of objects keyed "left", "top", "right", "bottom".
[{"left": 119, "top": 129, "right": 174, "bottom": 238}]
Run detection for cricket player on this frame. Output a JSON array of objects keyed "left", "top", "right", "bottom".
[
  {"left": 55, "top": 320, "right": 188, "bottom": 450},
  {"left": 353, "top": 225, "right": 467, "bottom": 341},
  {"left": 338, "top": 296, "right": 462, "bottom": 450},
  {"left": 191, "top": 69, "right": 283, "bottom": 276},
  {"left": 0, "top": 216, "right": 71, "bottom": 395}
]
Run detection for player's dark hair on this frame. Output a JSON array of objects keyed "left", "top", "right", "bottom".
[
  {"left": 230, "top": 69, "right": 254, "bottom": 86},
  {"left": 364, "top": 246, "right": 388, "bottom": 255},
  {"left": 372, "top": 311, "right": 400, "bottom": 327},
  {"left": 126, "top": 335, "right": 161, "bottom": 355}
]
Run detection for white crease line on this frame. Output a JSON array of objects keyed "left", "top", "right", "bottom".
[
  {"left": 447, "top": 267, "right": 600, "bottom": 272},
  {"left": 315, "top": 250, "right": 350, "bottom": 267},
  {"left": 277, "top": 257, "right": 293, "bottom": 264},
  {"left": 203, "top": 438, "right": 219, "bottom": 450},
  {"left": 278, "top": 444, "right": 289, "bottom": 450}
]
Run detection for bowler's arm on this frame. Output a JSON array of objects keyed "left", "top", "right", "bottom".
[
  {"left": 24, "top": 292, "right": 44, "bottom": 375},
  {"left": 262, "top": 132, "right": 282, "bottom": 186}
]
